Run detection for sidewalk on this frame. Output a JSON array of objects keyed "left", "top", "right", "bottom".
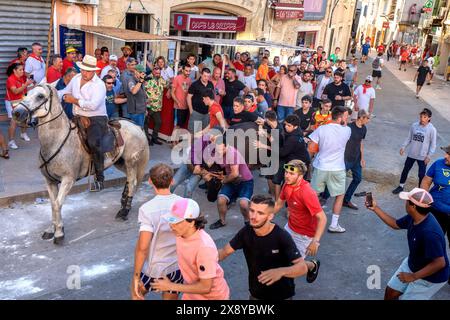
[
  {"left": 357, "top": 54, "right": 450, "bottom": 188},
  {"left": 0, "top": 123, "right": 175, "bottom": 206}
]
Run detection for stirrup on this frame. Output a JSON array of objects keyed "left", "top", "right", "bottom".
[{"left": 90, "top": 179, "right": 104, "bottom": 192}]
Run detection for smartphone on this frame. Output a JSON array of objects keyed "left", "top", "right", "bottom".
[{"left": 366, "top": 192, "right": 373, "bottom": 207}]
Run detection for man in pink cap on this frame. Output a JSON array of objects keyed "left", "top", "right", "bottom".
[
  {"left": 366, "top": 188, "right": 449, "bottom": 300},
  {"left": 152, "top": 198, "right": 230, "bottom": 300}
]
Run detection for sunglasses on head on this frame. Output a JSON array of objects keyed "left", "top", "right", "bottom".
[{"left": 283, "top": 164, "right": 301, "bottom": 173}]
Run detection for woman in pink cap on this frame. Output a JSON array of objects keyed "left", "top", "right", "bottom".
[{"left": 152, "top": 198, "right": 230, "bottom": 300}]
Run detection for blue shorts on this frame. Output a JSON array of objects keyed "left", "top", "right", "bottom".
[
  {"left": 218, "top": 179, "right": 254, "bottom": 204},
  {"left": 140, "top": 270, "right": 184, "bottom": 293},
  {"left": 387, "top": 257, "right": 447, "bottom": 300}
]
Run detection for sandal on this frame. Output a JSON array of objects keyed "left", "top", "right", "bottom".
[
  {"left": 0, "top": 150, "right": 9, "bottom": 159},
  {"left": 209, "top": 219, "right": 226, "bottom": 230}
]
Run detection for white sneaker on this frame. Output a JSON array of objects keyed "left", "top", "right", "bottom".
[
  {"left": 328, "top": 224, "right": 346, "bottom": 233},
  {"left": 8, "top": 140, "right": 18, "bottom": 150},
  {"left": 376, "top": 85, "right": 382, "bottom": 90},
  {"left": 20, "top": 133, "right": 30, "bottom": 142}
]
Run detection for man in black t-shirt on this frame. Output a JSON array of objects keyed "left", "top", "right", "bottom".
[
  {"left": 222, "top": 68, "right": 249, "bottom": 120},
  {"left": 414, "top": 59, "right": 431, "bottom": 99},
  {"left": 342, "top": 110, "right": 369, "bottom": 210},
  {"left": 219, "top": 194, "right": 308, "bottom": 300},
  {"left": 322, "top": 71, "right": 351, "bottom": 107},
  {"left": 187, "top": 68, "right": 214, "bottom": 132},
  {"left": 229, "top": 97, "right": 260, "bottom": 126},
  {"left": 294, "top": 95, "right": 315, "bottom": 135}
]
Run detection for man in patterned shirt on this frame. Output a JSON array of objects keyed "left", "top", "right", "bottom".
[{"left": 144, "top": 67, "right": 167, "bottom": 145}]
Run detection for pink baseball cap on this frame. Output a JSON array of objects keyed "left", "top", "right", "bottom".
[
  {"left": 163, "top": 198, "right": 200, "bottom": 224},
  {"left": 399, "top": 188, "right": 434, "bottom": 208}
]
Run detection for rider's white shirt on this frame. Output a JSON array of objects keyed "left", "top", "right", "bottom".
[{"left": 58, "top": 73, "right": 107, "bottom": 117}]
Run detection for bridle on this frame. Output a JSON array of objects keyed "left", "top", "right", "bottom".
[
  {"left": 16, "top": 84, "right": 64, "bottom": 128},
  {"left": 19, "top": 84, "right": 75, "bottom": 184}
]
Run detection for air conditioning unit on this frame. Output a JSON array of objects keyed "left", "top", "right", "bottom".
[{"left": 62, "top": 0, "right": 99, "bottom": 5}]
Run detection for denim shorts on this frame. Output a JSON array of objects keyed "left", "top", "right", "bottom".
[
  {"left": 140, "top": 270, "right": 184, "bottom": 293},
  {"left": 218, "top": 179, "right": 254, "bottom": 204},
  {"left": 129, "top": 113, "right": 145, "bottom": 128},
  {"left": 387, "top": 257, "right": 447, "bottom": 300}
]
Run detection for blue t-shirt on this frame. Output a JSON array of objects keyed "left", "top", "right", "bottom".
[
  {"left": 396, "top": 214, "right": 449, "bottom": 283},
  {"left": 105, "top": 89, "right": 116, "bottom": 118},
  {"left": 426, "top": 158, "right": 450, "bottom": 214},
  {"left": 362, "top": 43, "right": 371, "bottom": 55}
]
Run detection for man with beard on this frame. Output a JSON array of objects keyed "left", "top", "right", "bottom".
[
  {"left": 219, "top": 194, "right": 308, "bottom": 300},
  {"left": 118, "top": 45, "right": 133, "bottom": 72}
]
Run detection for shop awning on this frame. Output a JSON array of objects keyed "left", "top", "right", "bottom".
[
  {"left": 61, "top": 25, "right": 172, "bottom": 42},
  {"left": 168, "top": 36, "right": 314, "bottom": 51}
]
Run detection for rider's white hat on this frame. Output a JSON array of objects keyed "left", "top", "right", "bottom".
[{"left": 76, "top": 55, "right": 100, "bottom": 71}]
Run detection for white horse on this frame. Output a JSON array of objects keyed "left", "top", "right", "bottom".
[{"left": 13, "top": 84, "right": 150, "bottom": 244}]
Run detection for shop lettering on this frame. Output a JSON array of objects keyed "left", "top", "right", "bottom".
[
  {"left": 190, "top": 20, "right": 237, "bottom": 31},
  {"left": 275, "top": 10, "right": 304, "bottom": 20}
]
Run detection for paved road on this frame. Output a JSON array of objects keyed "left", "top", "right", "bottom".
[{"left": 1, "top": 174, "right": 449, "bottom": 300}]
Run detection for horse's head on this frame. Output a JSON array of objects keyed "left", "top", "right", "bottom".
[{"left": 13, "top": 84, "right": 57, "bottom": 125}]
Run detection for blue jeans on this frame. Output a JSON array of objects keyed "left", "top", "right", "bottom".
[
  {"left": 344, "top": 161, "right": 362, "bottom": 203},
  {"left": 128, "top": 113, "right": 145, "bottom": 128},
  {"left": 170, "top": 164, "right": 201, "bottom": 198},
  {"left": 277, "top": 105, "right": 294, "bottom": 123}
]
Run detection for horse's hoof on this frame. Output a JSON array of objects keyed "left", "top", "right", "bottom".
[
  {"left": 115, "top": 210, "right": 129, "bottom": 221},
  {"left": 42, "top": 232, "right": 54, "bottom": 240},
  {"left": 53, "top": 236, "right": 65, "bottom": 245}
]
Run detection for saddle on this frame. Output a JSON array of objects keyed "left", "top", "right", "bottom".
[{"left": 73, "top": 116, "right": 124, "bottom": 159}]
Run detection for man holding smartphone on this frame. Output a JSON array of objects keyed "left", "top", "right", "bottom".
[{"left": 366, "top": 188, "right": 449, "bottom": 300}]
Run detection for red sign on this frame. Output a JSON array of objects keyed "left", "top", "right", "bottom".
[
  {"left": 173, "top": 14, "right": 246, "bottom": 33},
  {"left": 275, "top": 9, "right": 304, "bottom": 20},
  {"left": 188, "top": 16, "right": 246, "bottom": 32},
  {"left": 382, "top": 21, "right": 390, "bottom": 28}
]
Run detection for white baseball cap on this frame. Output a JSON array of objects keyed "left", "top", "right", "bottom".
[
  {"left": 163, "top": 198, "right": 200, "bottom": 224},
  {"left": 399, "top": 188, "right": 434, "bottom": 208},
  {"left": 109, "top": 55, "right": 118, "bottom": 61},
  {"left": 366, "top": 75, "right": 373, "bottom": 82}
]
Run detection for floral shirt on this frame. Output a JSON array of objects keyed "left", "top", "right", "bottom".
[{"left": 144, "top": 76, "right": 167, "bottom": 112}]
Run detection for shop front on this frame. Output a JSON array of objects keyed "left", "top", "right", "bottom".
[{"left": 170, "top": 13, "right": 246, "bottom": 64}]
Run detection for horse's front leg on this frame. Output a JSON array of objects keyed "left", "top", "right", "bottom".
[
  {"left": 53, "top": 177, "right": 75, "bottom": 245},
  {"left": 42, "top": 181, "right": 59, "bottom": 240}
]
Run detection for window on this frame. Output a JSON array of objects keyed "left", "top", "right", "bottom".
[
  {"left": 363, "top": 5, "right": 368, "bottom": 17},
  {"left": 297, "top": 31, "right": 317, "bottom": 49},
  {"left": 125, "top": 13, "right": 152, "bottom": 59}
]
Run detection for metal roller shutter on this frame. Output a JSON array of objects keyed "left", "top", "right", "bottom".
[{"left": 0, "top": 0, "right": 52, "bottom": 114}]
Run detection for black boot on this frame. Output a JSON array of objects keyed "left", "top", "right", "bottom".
[{"left": 152, "top": 135, "right": 162, "bottom": 145}]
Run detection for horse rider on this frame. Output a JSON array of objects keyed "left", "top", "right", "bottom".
[{"left": 58, "top": 54, "right": 108, "bottom": 191}]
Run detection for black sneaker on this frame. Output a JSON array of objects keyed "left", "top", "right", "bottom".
[
  {"left": 153, "top": 138, "right": 163, "bottom": 145},
  {"left": 392, "top": 186, "right": 404, "bottom": 195},
  {"left": 306, "top": 259, "right": 320, "bottom": 283},
  {"left": 198, "top": 183, "right": 207, "bottom": 190},
  {"left": 209, "top": 219, "right": 226, "bottom": 230}
]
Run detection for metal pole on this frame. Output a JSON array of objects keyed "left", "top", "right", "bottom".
[
  {"left": 221, "top": 54, "right": 225, "bottom": 79},
  {"left": 46, "top": 0, "right": 56, "bottom": 72},
  {"left": 143, "top": 42, "right": 148, "bottom": 68},
  {"left": 175, "top": 40, "right": 181, "bottom": 74}
]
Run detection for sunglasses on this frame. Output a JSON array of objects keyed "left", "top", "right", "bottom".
[
  {"left": 106, "top": 82, "right": 114, "bottom": 85},
  {"left": 284, "top": 164, "right": 301, "bottom": 173},
  {"left": 326, "top": 70, "right": 333, "bottom": 73}
]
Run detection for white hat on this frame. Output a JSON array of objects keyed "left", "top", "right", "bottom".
[
  {"left": 399, "top": 188, "right": 434, "bottom": 208},
  {"left": 163, "top": 198, "right": 200, "bottom": 224},
  {"left": 109, "top": 55, "right": 118, "bottom": 61},
  {"left": 366, "top": 75, "right": 373, "bottom": 82},
  {"left": 76, "top": 55, "right": 100, "bottom": 71}
]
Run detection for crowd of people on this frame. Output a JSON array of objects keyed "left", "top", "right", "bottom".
[{"left": 0, "top": 39, "right": 449, "bottom": 301}]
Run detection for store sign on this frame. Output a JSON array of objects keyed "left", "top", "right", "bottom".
[
  {"left": 271, "top": 0, "right": 304, "bottom": 20},
  {"left": 59, "top": 25, "right": 85, "bottom": 59},
  {"left": 173, "top": 14, "right": 246, "bottom": 33},
  {"left": 423, "top": 0, "right": 434, "bottom": 13},
  {"left": 303, "top": 0, "right": 327, "bottom": 21}
]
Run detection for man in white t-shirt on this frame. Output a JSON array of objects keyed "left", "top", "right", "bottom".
[
  {"left": 313, "top": 68, "right": 333, "bottom": 109},
  {"left": 239, "top": 64, "right": 257, "bottom": 91},
  {"left": 353, "top": 75, "right": 376, "bottom": 116},
  {"left": 309, "top": 106, "right": 351, "bottom": 233},
  {"left": 296, "top": 71, "right": 314, "bottom": 109},
  {"left": 25, "top": 42, "right": 46, "bottom": 84},
  {"left": 371, "top": 52, "right": 384, "bottom": 90},
  {"left": 131, "top": 164, "right": 183, "bottom": 300}
]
